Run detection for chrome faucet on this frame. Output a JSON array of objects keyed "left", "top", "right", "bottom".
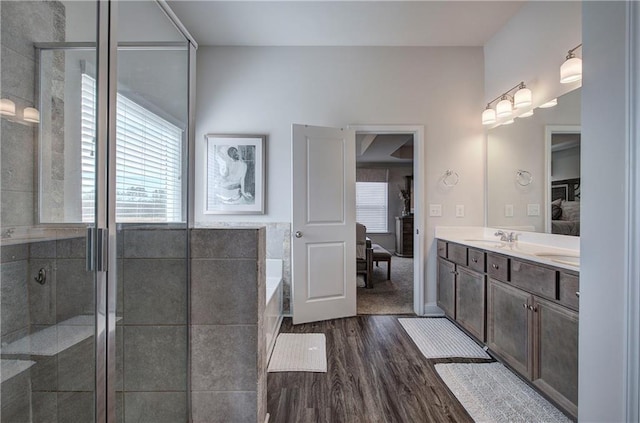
[{"left": 495, "top": 230, "right": 517, "bottom": 242}]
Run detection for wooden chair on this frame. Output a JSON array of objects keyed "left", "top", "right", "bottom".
[{"left": 356, "top": 223, "right": 374, "bottom": 288}]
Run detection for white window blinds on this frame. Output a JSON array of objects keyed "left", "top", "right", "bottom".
[
  {"left": 81, "top": 74, "right": 183, "bottom": 222},
  {"left": 356, "top": 182, "right": 388, "bottom": 233}
]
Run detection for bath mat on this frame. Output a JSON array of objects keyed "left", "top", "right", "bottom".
[
  {"left": 398, "top": 318, "right": 490, "bottom": 359},
  {"left": 268, "top": 333, "right": 327, "bottom": 373},
  {"left": 435, "top": 362, "right": 572, "bottom": 423}
]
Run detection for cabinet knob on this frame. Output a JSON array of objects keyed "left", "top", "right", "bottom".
[
  {"left": 576, "top": 291, "right": 580, "bottom": 298},
  {"left": 523, "top": 303, "right": 527, "bottom": 308},
  {"left": 472, "top": 258, "right": 478, "bottom": 263},
  {"left": 492, "top": 264, "right": 499, "bottom": 269}
]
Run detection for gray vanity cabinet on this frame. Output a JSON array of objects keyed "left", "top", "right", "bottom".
[
  {"left": 437, "top": 257, "right": 456, "bottom": 318},
  {"left": 532, "top": 296, "right": 579, "bottom": 417},
  {"left": 456, "top": 266, "right": 486, "bottom": 341},
  {"left": 487, "top": 279, "right": 532, "bottom": 378}
]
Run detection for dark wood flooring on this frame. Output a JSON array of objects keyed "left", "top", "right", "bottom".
[{"left": 267, "top": 316, "right": 493, "bottom": 423}]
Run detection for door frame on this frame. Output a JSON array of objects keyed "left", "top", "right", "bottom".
[{"left": 349, "top": 124, "right": 425, "bottom": 316}]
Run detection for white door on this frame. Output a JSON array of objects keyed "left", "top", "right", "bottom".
[{"left": 291, "top": 124, "right": 356, "bottom": 324}]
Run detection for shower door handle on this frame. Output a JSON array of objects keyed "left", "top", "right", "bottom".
[
  {"left": 86, "top": 227, "right": 109, "bottom": 272},
  {"left": 86, "top": 227, "right": 96, "bottom": 271}
]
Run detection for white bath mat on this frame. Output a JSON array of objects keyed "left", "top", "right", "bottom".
[
  {"left": 436, "top": 362, "right": 572, "bottom": 423},
  {"left": 399, "top": 318, "right": 490, "bottom": 359},
  {"left": 267, "top": 333, "right": 327, "bottom": 373}
]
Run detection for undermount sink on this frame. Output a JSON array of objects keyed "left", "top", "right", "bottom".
[
  {"left": 534, "top": 253, "right": 580, "bottom": 266},
  {"left": 463, "top": 239, "right": 506, "bottom": 248}
]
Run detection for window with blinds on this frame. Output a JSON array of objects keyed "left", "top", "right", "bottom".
[
  {"left": 81, "top": 74, "right": 183, "bottom": 222},
  {"left": 356, "top": 182, "right": 388, "bottom": 233}
]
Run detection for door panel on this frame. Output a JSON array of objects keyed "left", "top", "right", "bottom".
[
  {"left": 307, "top": 242, "right": 346, "bottom": 299},
  {"left": 307, "top": 136, "right": 345, "bottom": 223},
  {"left": 437, "top": 258, "right": 456, "bottom": 318},
  {"left": 292, "top": 124, "right": 356, "bottom": 324}
]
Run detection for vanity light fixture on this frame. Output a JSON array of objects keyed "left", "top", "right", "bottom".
[
  {"left": 496, "top": 95, "right": 513, "bottom": 118},
  {"left": 519, "top": 110, "right": 534, "bottom": 118},
  {"left": 482, "top": 81, "right": 533, "bottom": 125},
  {"left": 23, "top": 107, "right": 40, "bottom": 123},
  {"left": 482, "top": 105, "right": 497, "bottom": 125},
  {"left": 513, "top": 83, "right": 532, "bottom": 108},
  {"left": 560, "top": 43, "right": 582, "bottom": 84},
  {"left": 539, "top": 98, "right": 558, "bottom": 108},
  {"left": 502, "top": 119, "right": 515, "bottom": 125},
  {"left": 0, "top": 98, "right": 16, "bottom": 117}
]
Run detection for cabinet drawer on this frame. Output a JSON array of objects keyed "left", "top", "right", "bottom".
[
  {"left": 559, "top": 272, "right": 580, "bottom": 311},
  {"left": 447, "top": 243, "right": 467, "bottom": 266},
  {"left": 487, "top": 253, "right": 509, "bottom": 282},
  {"left": 468, "top": 249, "right": 486, "bottom": 273},
  {"left": 511, "top": 259, "right": 557, "bottom": 300},
  {"left": 437, "top": 240, "right": 447, "bottom": 258}
]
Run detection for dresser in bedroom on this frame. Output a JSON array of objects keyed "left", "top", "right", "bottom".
[{"left": 395, "top": 216, "right": 413, "bottom": 257}]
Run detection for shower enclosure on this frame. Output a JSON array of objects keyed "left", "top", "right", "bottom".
[{"left": 0, "top": 1, "right": 196, "bottom": 421}]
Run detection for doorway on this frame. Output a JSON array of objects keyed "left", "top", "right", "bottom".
[{"left": 350, "top": 125, "right": 425, "bottom": 316}]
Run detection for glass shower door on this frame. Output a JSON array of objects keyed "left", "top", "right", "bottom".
[{"left": 0, "top": 1, "right": 99, "bottom": 422}]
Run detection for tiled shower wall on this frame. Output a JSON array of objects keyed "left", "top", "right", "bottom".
[
  {"left": 190, "top": 228, "right": 266, "bottom": 423},
  {"left": 1, "top": 227, "right": 266, "bottom": 422},
  {"left": 0, "top": 0, "right": 66, "bottom": 229},
  {"left": 198, "top": 222, "right": 291, "bottom": 313}
]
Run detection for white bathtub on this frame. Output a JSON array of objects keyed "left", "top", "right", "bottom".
[{"left": 265, "top": 259, "right": 283, "bottom": 360}]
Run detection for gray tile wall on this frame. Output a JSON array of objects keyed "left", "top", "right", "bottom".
[
  {"left": 190, "top": 228, "right": 267, "bottom": 423},
  {"left": 0, "top": 0, "right": 65, "bottom": 229},
  {"left": 119, "top": 228, "right": 188, "bottom": 423},
  {"left": 197, "top": 222, "right": 292, "bottom": 313},
  {"left": 0, "top": 235, "right": 96, "bottom": 423}
]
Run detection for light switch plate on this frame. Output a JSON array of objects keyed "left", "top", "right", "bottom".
[
  {"left": 527, "top": 203, "right": 540, "bottom": 216},
  {"left": 505, "top": 204, "right": 514, "bottom": 217},
  {"left": 429, "top": 204, "right": 442, "bottom": 217},
  {"left": 456, "top": 205, "right": 465, "bottom": 218}
]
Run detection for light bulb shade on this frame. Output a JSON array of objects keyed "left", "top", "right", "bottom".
[
  {"left": 496, "top": 98, "right": 513, "bottom": 118},
  {"left": 519, "top": 110, "right": 534, "bottom": 118},
  {"left": 0, "top": 98, "right": 16, "bottom": 117},
  {"left": 482, "top": 108, "right": 496, "bottom": 125},
  {"left": 539, "top": 98, "right": 558, "bottom": 108},
  {"left": 514, "top": 87, "right": 532, "bottom": 108},
  {"left": 23, "top": 107, "right": 40, "bottom": 123},
  {"left": 560, "top": 57, "right": 582, "bottom": 83}
]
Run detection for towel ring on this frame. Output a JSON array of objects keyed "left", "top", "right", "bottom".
[
  {"left": 516, "top": 170, "right": 533, "bottom": 186},
  {"left": 442, "top": 170, "right": 459, "bottom": 187}
]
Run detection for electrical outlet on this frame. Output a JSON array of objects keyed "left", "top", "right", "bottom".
[
  {"left": 505, "top": 204, "right": 514, "bottom": 217},
  {"left": 527, "top": 203, "right": 540, "bottom": 216},
  {"left": 456, "top": 205, "right": 465, "bottom": 218},
  {"left": 429, "top": 204, "right": 442, "bottom": 217}
]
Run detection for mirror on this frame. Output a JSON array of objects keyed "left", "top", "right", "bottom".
[{"left": 487, "top": 88, "right": 581, "bottom": 235}]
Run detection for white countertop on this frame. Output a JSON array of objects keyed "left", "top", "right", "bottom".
[{"left": 435, "top": 226, "right": 580, "bottom": 272}]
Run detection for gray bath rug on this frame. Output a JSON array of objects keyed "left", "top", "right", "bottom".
[
  {"left": 435, "top": 362, "right": 572, "bottom": 423},
  {"left": 399, "top": 318, "right": 490, "bottom": 359},
  {"left": 268, "top": 333, "right": 327, "bottom": 373}
]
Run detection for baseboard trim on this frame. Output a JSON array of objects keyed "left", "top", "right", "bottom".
[{"left": 422, "top": 302, "right": 445, "bottom": 317}]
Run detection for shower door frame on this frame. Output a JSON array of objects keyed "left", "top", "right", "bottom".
[{"left": 34, "top": 1, "right": 198, "bottom": 421}]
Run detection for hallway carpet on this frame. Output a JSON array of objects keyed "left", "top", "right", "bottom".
[{"left": 357, "top": 256, "right": 413, "bottom": 315}]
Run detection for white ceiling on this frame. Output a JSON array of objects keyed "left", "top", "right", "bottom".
[
  {"left": 356, "top": 134, "right": 413, "bottom": 164},
  {"left": 167, "top": 1, "right": 525, "bottom": 47}
]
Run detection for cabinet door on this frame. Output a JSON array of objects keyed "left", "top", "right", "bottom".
[
  {"left": 533, "top": 297, "right": 579, "bottom": 417},
  {"left": 437, "top": 257, "right": 456, "bottom": 318},
  {"left": 487, "top": 279, "right": 532, "bottom": 378},
  {"left": 456, "top": 266, "right": 486, "bottom": 341}
]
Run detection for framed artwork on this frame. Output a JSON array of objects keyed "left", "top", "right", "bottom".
[{"left": 204, "top": 134, "right": 266, "bottom": 214}]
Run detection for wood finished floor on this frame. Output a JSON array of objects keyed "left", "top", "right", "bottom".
[{"left": 267, "top": 316, "right": 493, "bottom": 423}]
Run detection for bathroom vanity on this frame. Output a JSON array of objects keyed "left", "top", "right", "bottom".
[{"left": 436, "top": 228, "right": 579, "bottom": 419}]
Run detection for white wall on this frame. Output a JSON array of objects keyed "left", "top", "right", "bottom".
[
  {"left": 484, "top": 1, "right": 581, "bottom": 108},
  {"left": 580, "top": 2, "right": 632, "bottom": 420},
  {"left": 551, "top": 146, "right": 580, "bottom": 181},
  {"left": 194, "top": 46, "right": 486, "bottom": 311}
]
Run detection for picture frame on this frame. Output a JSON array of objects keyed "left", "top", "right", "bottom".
[{"left": 204, "top": 134, "right": 266, "bottom": 214}]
